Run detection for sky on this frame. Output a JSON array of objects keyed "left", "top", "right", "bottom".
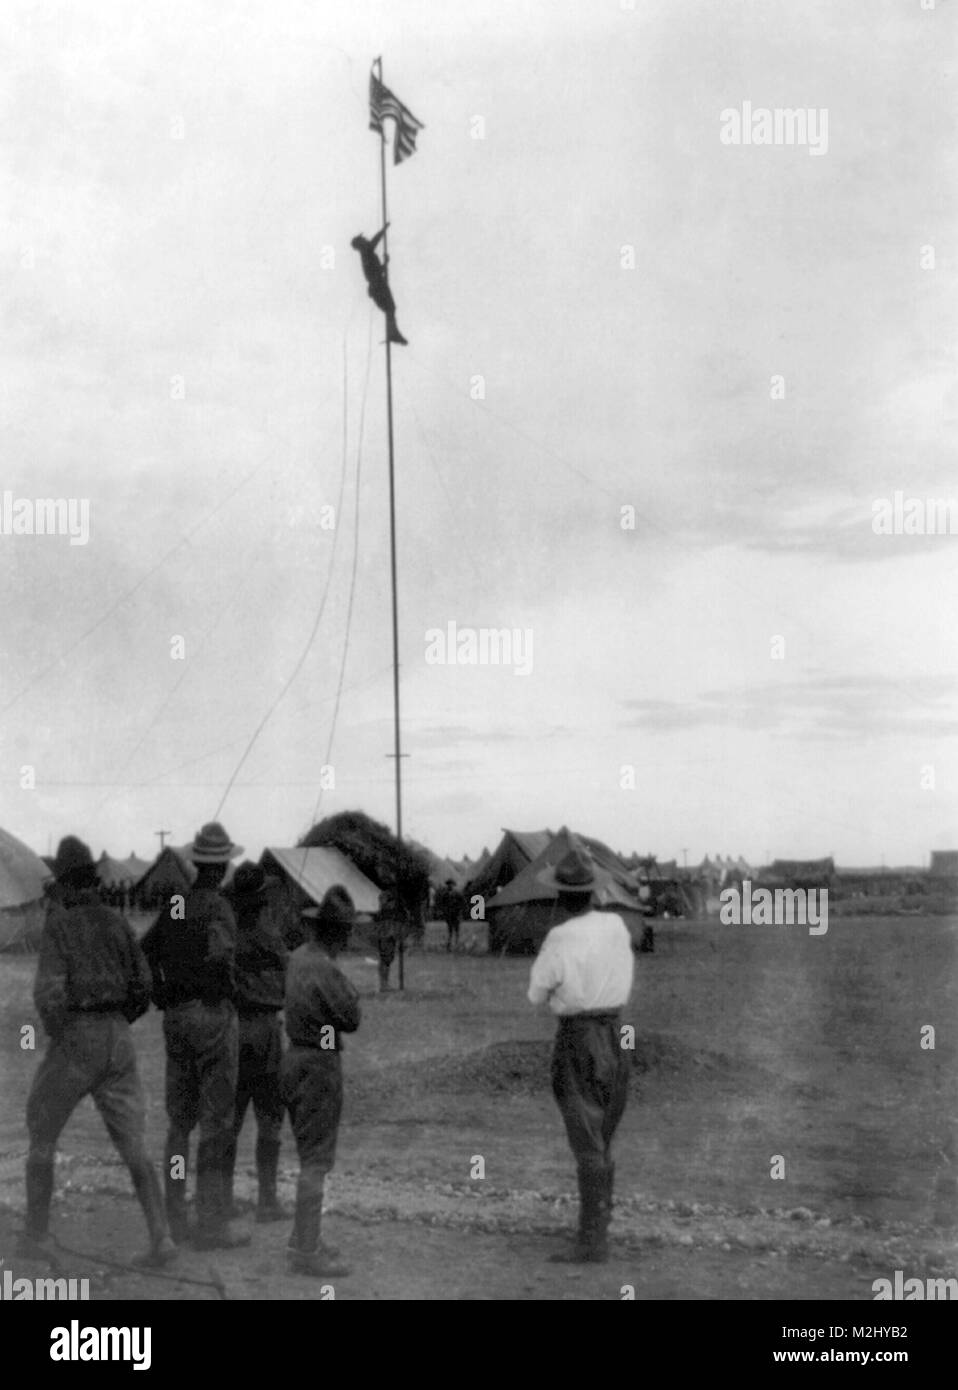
[{"left": 0, "top": 0, "right": 955, "bottom": 868}]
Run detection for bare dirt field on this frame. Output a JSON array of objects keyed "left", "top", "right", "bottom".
[{"left": 1, "top": 914, "right": 955, "bottom": 1300}]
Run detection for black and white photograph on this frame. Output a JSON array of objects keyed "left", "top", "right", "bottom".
[{"left": 0, "top": 0, "right": 955, "bottom": 1339}]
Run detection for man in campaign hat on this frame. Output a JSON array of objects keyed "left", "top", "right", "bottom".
[
  {"left": 21, "top": 836, "right": 175, "bottom": 1267},
  {"left": 281, "top": 886, "right": 360, "bottom": 1277},
  {"left": 141, "top": 821, "right": 249, "bottom": 1249},
  {"left": 223, "top": 861, "right": 288, "bottom": 1223},
  {"left": 528, "top": 845, "right": 634, "bottom": 1263}
]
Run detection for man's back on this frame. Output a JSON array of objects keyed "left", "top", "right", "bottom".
[
  {"left": 285, "top": 942, "right": 361, "bottom": 1049},
  {"left": 35, "top": 892, "right": 150, "bottom": 1034},
  {"left": 529, "top": 909, "right": 634, "bottom": 1016},
  {"left": 141, "top": 886, "right": 236, "bottom": 1007}
]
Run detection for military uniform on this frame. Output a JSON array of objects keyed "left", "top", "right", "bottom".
[
  {"left": 281, "top": 890, "right": 360, "bottom": 1276},
  {"left": 141, "top": 822, "right": 247, "bottom": 1249},
  {"left": 22, "top": 839, "right": 173, "bottom": 1266},
  {"left": 435, "top": 882, "right": 463, "bottom": 951},
  {"left": 223, "top": 864, "right": 288, "bottom": 1221},
  {"left": 375, "top": 888, "right": 406, "bottom": 991}
]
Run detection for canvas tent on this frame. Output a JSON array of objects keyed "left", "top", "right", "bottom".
[
  {"left": 484, "top": 826, "right": 649, "bottom": 954},
  {"left": 465, "top": 829, "right": 554, "bottom": 903},
  {"left": 260, "top": 846, "right": 381, "bottom": 916},
  {"left": 0, "top": 827, "right": 51, "bottom": 952},
  {"left": 134, "top": 846, "right": 196, "bottom": 908}
]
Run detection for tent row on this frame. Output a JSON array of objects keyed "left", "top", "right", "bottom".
[{"left": 467, "top": 826, "right": 654, "bottom": 955}]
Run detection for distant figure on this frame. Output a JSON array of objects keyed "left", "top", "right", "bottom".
[
  {"left": 281, "top": 887, "right": 360, "bottom": 1278},
  {"left": 527, "top": 847, "right": 634, "bottom": 1264},
  {"left": 435, "top": 878, "right": 463, "bottom": 952},
  {"left": 351, "top": 224, "right": 408, "bottom": 345},
  {"left": 22, "top": 836, "right": 175, "bottom": 1268},
  {"left": 375, "top": 887, "right": 402, "bottom": 991}
]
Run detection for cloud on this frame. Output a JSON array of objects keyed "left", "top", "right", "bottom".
[{"left": 621, "top": 674, "right": 958, "bottom": 741}]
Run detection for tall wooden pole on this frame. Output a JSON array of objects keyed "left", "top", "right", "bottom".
[{"left": 375, "top": 57, "right": 405, "bottom": 989}]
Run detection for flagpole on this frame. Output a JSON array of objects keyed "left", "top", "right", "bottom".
[{"left": 375, "top": 56, "right": 406, "bottom": 990}]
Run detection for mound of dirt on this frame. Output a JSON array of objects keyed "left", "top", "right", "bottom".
[{"left": 353, "top": 1033, "right": 767, "bottom": 1105}]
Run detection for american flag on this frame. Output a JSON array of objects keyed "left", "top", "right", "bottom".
[{"left": 369, "top": 70, "right": 424, "bottom": 165}]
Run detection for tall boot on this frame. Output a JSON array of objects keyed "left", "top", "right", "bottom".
[
  {"left": 255, "top": 1137, "right": 286, "bottom": 1223},
  {"left": 590, "top": 1161, "right": 612, "bottom": 1262},
  {"left": 18, "top": 1154, "right": 57, "bottom": 1260},
  {"left": 164, "top": 1149, "right": 189, "bottom": 1247},
  {"left": 222, "top": 1130, "right": 240, "bottom": 1219},
  {"left": 549, "top": 1164, "right": 607, "bottom": 1264},
  {"left": 193, "top": 1136, "right": 250, "bottom": 1250},
  {"left": 129, "top": 1158, "right": 178, "bottom": 1267},
  {"left": 287, "top": 1170, "right": 349, "bottom": 1277}
]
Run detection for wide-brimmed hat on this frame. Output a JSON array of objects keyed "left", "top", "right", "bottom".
[
  {"left": 190, "top": 821, "right": 243, "bottom": 864},
  {"left": 52, "top": 835, "right": 96, "bottom": 884},
  {"left": 537, "top": 846, "right": 597, "bottom": 895},
  {"left": 302, "top": 885, "right": 355, "bottom": 929}
]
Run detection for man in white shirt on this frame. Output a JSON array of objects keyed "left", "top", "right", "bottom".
[{"left": 528, "top": 846, "right": 634, "bottom": 1263}]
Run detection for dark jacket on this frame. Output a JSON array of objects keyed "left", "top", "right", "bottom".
[
  {"left": 141, "top": 887, "right": 237, "bottom": 1009},
  {"left": 229, "top": 887, "right": 288, "bottom": 1013},
  {"left": 34, "top": 891, "right": 152, "bottom": 1038},
  {"left": 284, "top": 943, "right": 361, "bottom": 1051}
]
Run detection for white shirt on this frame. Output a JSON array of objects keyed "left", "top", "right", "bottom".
[{"left": 527, "top": 910, "right": 634, "bottom": 1016}]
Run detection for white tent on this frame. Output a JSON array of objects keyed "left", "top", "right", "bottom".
[
  {"left": 0, "top": 828, "right": 51, "bottom": 951},
  {"left": 260, "top": 846, "right": 381, "bottom": 915}
]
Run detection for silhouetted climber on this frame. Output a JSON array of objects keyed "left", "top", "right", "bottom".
[{"left": 351, "top": 224, "right": 408, "bottom": 345}]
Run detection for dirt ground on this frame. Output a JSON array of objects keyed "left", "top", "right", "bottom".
[{"left": 1, "top": 914, "right": 955, "bottom": 1300}]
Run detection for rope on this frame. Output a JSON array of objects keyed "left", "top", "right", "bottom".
[
  {"left": 88, "top": 535, "right": 276, "bottom": 824},
  {"left": 307, "top": 311, "right": 374, "bottom": 836},
  {"left": 0, "top": 457, "right": 270, "bottom": 717},
  {"left": 213, "top": 339, "right": 352, "bottom": 820}
]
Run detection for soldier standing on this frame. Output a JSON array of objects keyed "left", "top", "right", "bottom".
[
  {"left": 223, "top": 861, "right": 288, "bottom": 1223},
  {"left": 375, "top": 886, "right": 402, "bottom": 992},
  {"left": 527, "top": 847, "right": 634, "bottom": 1264},
  {"left": 281, "top": 887, "right": 360, "bottom": 1277},
  {"left": 141, "top": 821, "right": 249, "bottom": 1250},
  {"left": 21, "top": 836, "right": 175, "bottom": 1267},
  {"left": 436, "top": 878, "right": 463, "bottom": 952}
]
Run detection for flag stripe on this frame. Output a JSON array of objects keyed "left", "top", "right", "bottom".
[{"left": 369, "top": 72, "right": 424, "bottom": 164}]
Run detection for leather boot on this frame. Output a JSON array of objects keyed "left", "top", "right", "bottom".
[
  {"left": 255, "top": 1138, "right": 287, "bottom": 1222},
  {"left": 18, "top": 1155, "right": 57, "bottom": 1261},
  {"left": 164, "top": 1154, "right": 189, "bottom": 1247},
  {"left": 549, "top": 1165, "right": 607, "bottom": 1264},
  {"left": 193, "top": 1138, "right": 250, "bottom": 1250},
  {"left": 129, "top": 1158, "right": 178, "bottom": 1267},
  {"left": 222, "top": 1131, "right": 240, "bottom": 1218},
  {"left": 287, "top": 1171, "right": 349, "bottom": 1277},
  {"left": 591, "top": 1161, "right": 612, "bottom": 1261}
]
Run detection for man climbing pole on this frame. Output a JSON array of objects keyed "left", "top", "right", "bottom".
[{"left": 351, "top": 224, "right": 408, "bottom": 345}]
